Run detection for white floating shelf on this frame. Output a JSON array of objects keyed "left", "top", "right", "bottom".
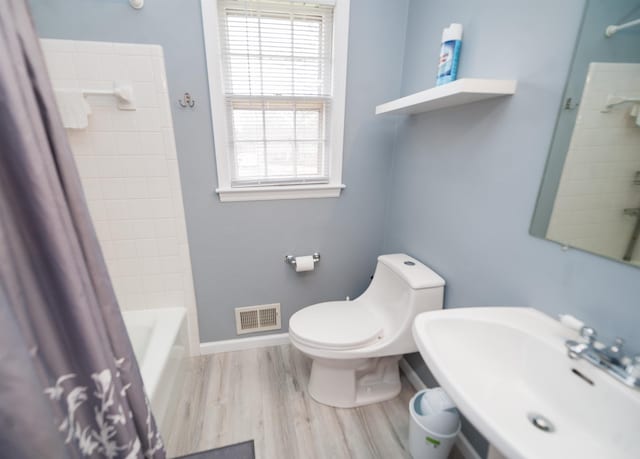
[{"left": 375, "top": 78, "right": 517, "bottom": 115}]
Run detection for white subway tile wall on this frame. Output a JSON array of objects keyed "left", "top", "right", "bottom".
[
  {"left": 41, "top": 39, "right": 200, "bottom": 352},
  {"left": 547, "top": 63, "right": 640, "bottom": 264}
]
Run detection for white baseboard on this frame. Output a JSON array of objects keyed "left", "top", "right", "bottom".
[
  {"left": 399, "top": 358, "right": 482, "bottom": 459},
  {"left": 200, "top": 332, "right": 290, "bottom": 355}
]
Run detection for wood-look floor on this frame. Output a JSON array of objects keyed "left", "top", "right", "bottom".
[{"left": 165, "top": 344, "right": 463, "bottom": 459}]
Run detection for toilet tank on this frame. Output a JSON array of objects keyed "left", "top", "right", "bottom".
[
  {"left": 376, "top": 254, "right": 445, "bottom": 292},
  {"left": 357, "top": 254, "right": 445, "bottom": 354}
]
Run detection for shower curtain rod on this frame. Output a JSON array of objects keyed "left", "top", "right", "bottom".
[{"left": 605, "top": 17, "right": 640, "bottom": 37}]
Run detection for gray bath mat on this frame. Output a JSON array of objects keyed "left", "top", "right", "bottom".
[{"left": 176, "top": 440, "right": 255, "bottom": 459}]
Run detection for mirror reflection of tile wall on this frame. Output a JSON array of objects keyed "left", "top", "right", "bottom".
[{"left": 547, "top": 63, "right": 640, "bottom": 265}]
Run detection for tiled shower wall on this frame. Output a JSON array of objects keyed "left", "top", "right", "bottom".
[
  {"left": 547, "top": 63, "right": 640, "bottom": 264},
  {"left": 41, "top": 38, "right": 200, "bottom": 352}
]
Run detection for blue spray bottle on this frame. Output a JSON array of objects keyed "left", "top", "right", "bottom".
[{"left": 436, "top": 23, "right": 463, "bottom": 86}]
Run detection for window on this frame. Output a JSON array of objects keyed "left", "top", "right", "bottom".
[{"left": 202, "top": 0, "right": 349, "bottom": 201}]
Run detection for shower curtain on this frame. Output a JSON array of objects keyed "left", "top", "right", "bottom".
[{"left": 0, "top": 1, "right": 165, "bottom": 458}]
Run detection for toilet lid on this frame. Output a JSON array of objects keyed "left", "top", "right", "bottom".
[{"left": 289, "top": 301, "right": 383, "bottom": 350}]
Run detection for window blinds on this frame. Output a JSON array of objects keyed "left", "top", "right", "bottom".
[{"left": 217, "top": 0, "right": 334, "bottom": 186}]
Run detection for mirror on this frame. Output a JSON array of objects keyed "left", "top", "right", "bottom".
[{"left": 531, "top": 0, "right": 640, "bottom": 267}]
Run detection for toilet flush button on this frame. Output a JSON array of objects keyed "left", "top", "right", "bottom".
[{"left": 404, "top": 261, "right": 415, "bottom": 266}]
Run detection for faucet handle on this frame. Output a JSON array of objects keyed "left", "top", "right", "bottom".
[
  {"left": 626, "top": 355, "right": 640, "bottom": 379},
  {"left": 610, "top": 337, "right": 624, "bottom": 353},
  {"left": 580, "top": 326, "right": 597, "bottom": 344}
]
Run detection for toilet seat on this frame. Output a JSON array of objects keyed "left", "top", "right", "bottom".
[{"left": 289, "top": 301, "right": 383, "bottom": 350}]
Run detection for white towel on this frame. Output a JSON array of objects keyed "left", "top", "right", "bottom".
[{"left": 53, "top": 89, "right": 92, "bottom": 129}]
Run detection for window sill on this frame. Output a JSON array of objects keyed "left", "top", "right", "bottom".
[{"left": 215, "top": 184, "right": 346, "bottom": 202}]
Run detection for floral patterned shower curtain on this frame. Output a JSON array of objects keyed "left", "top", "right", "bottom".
[{"left": 0, "top": 1, "right": 165, "bottom": 457}]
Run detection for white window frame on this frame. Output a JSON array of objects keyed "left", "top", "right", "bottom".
[{"left": 201, "top": 0, "right": 350, "bottom": 202}]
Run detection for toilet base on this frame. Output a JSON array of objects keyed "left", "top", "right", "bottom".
[{"left": 307, "top": 355, "right": 402, "bottom": 408}]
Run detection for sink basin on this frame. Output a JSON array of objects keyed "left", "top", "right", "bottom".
[{"left": 412, "top": 307, "right": 640, "bottom": 459}]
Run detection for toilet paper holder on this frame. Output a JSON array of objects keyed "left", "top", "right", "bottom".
[{"left": 284, "top": 253, "right": 321, "bottom": 266}]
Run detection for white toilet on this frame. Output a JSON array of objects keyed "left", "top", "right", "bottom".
[{"left": 289, "top": 253, "right": 445, "bottom": 408}]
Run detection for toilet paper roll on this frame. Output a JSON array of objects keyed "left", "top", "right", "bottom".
[{"left": 295, "top": 255, "right": 315, "bottom": 272}]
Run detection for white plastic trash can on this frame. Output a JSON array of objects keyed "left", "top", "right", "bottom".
[{"left": 408, "top": 388, "right": 461, "bottom": 459}]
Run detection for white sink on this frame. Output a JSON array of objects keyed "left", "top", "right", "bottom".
[{"left": 412, "top": 307, "right": 640, "bottom": 459}]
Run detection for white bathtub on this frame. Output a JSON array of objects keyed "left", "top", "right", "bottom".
[{"left": 123, "top": 307, "right": 187, "bottom": 436}]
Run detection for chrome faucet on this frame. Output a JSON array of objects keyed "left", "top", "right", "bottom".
[{"left": 565, "top": 326, "right": 640, "bottom": 389}]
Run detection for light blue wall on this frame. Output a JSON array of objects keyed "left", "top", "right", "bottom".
[
  {"left": 388, "top": 0, "right": 640, "bottom": 352},
  {"left": 28, "top": 0, "right": 640, "bottom": 348},
  {"left": 29, "top": 0, "right": 409, "bottom": 342},
  {"left": 30, "top": 1, "right": 640, "bottom": 455},
  {"left": 390, "top": 1, "right": 640, "bottom": 454}
]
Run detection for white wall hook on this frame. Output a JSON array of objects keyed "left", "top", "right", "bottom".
[{"left": 129, "top": 0, "right": 144, "bottom": 9}]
